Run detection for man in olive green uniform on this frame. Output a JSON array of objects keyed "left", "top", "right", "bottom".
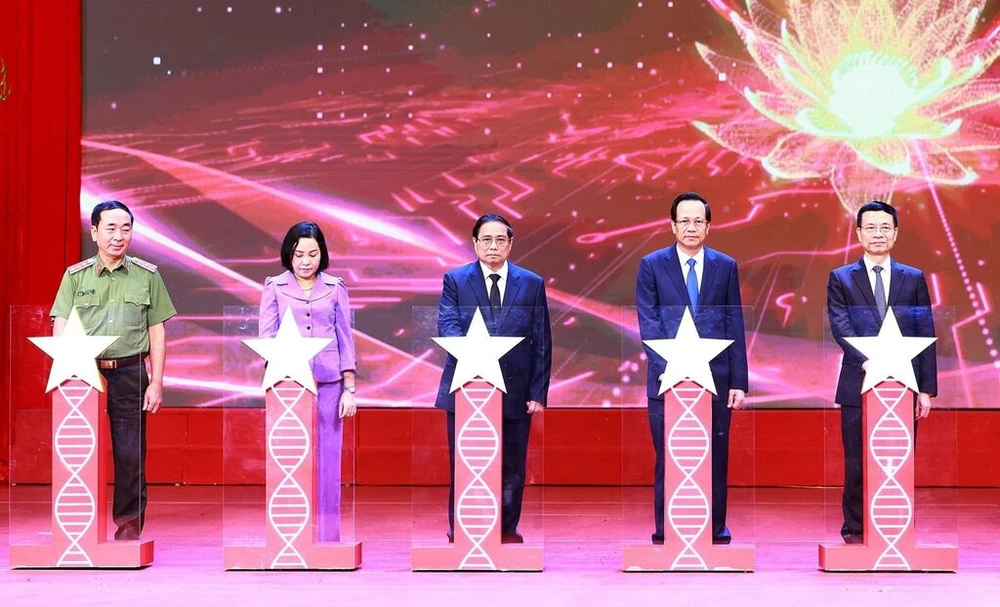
[{"left": 50, "top": 201, "right": 176, "bottom": 540}]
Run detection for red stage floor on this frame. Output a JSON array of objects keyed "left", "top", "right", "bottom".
[{"left": 2, "top": 486, "right": 998, "bottom": 605}]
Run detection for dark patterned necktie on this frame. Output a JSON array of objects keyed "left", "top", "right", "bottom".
[
  {"left": 489, "top": 273, "right": 501, "bottom": 319},
  {"left": 873, "top": 265, "right": 887, "bottom": 323}
]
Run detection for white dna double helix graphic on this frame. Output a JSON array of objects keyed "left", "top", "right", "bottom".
[
  {"left": 455, "top": 384, "right": 500, "bottom": 570},
  {"left": 868, "top": 386, "right": 913, "bottom": 571},
  {"left": 267, "top": 386, "right": 312, "bottom": 569},
  {"left": 666, "top": 386, "right": 711, "bottom": 570},
  {"left": 53, "top": 384, "right": 98, "bottom": 566}
]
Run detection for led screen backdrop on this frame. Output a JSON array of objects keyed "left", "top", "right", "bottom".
[{"left": 81, "top": 0, "right": 1000, "bottom": 409}]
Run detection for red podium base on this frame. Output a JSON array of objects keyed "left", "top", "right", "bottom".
[
  {"left": 10, "top": 380, "right": 153, "bottom": 568},
  {"left": 224, "top": 381, "right": 361, "bottom": 570},
  {"left": 624, "top": 382, "right": 754, "bottom": 572},
  {"left": 225, "top": 543, "right": 362, "bottom": 571},
  {"left": 11, "top": 540, "right": 154, "bottom": 569},
  {"left": 412, "top": 535, "right": 544, "bottom": 572},
  {"left": 412, "top": 381, "right": 543, "bottom": 571},
  {"left": 819, "top": 542, "right": 957, "bottom": 572},
  {"left": 820, "top": 382, "right": 957, "bottom": 572}
]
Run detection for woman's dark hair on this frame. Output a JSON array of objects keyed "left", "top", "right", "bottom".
[{"left": 280, "top": 221, "right": 330, "bottom": 272}]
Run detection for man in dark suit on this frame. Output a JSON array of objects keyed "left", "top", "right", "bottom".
[
  {"left": 435, "top": 213, "right": 552, "bottom": 544},
  {"left": 636, "top": 191, "right": 749, "bottom": 545},
  {"left": 827, "top": 200, "right": 937, "bottom": 544}
]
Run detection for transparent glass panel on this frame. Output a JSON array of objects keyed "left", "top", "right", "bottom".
[
  {"left": 8, "top": 305, "right": 56, "bottom": 550},
  {"left": 622, "top": 305, "right": 756, "bottom": 559},
  {"left": 539, "top": 305, "right": 624, "bottom": 556},
  {"left": 409, "top": 305, "right": 444, "bottom": 547},
  {"left": 916, "top": 305, "right": 958, "bottom": 550},
  {"left": 222, "top": 305, "right": 356, "bottom": 562},
  {"left": 222, "top": 305, "right": 266, "bottom": 551},
  {"left": 743, "top": 302, "right": 828, "bottom": 557},
  {"left": 9, "top": 304, "right": 148, "bottom": 557},
  {"left": 412, "top": 304, "right": 547, "bottom": 555},
  {"left": 822, "top": 305, "right": 958, "bottom": 557},
  {"left": 105, "top": 351, "right": 146, "bottom": 543}
]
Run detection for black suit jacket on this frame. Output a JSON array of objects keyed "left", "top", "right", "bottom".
[
  {"left": 434, "top": 261, "right": 552, "bottom": 419},
  {"left": 827, "top": 258, "right": 937, "bottom": 408}
]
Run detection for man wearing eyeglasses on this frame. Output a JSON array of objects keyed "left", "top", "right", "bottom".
[
  {"left": 434, "top": 213, "right": 552, "bottom": 544},
  {"left": 827, "top": 200, "right": 937, "bottom": 545},
  {"left": 636, "top": 191, "right": 749, "bottom": 545}
]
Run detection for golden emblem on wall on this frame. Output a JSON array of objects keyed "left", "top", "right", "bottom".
[{"left": 0, "top": 59, "right": 9, "bottom": 101}]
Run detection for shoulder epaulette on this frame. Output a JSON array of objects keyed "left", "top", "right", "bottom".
[
  {"left": 130, "top": 257, "right": 159, "bottom": 272},
  {"left": 323, "top": 275, "right": 345, "bottom": 286},
  {"left": 68, "top": 258, "right": 96, "bottom": 274}
]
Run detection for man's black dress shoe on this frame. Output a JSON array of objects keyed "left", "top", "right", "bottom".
[
  {"left": 448, "top": 530, "right": 524, "bottom": 544},
  {"left": 842, "top": 533, "right": 864, "bottom": 545},
  {"left": 712, "top": 526, "right": 732, "bottom": 545},
  {"left": 114, "top": 521, "right": 141, "bottom": 541},
  {"left": 501, "top": 531, "right": 524, "bottom": 544},
  {"left": 653, "top": 532, "right": 731, "bottom": 545}
]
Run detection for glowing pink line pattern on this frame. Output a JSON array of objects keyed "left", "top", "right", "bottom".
[{"left": 79, "top": 3, "right": 1000, "bottom": 412}]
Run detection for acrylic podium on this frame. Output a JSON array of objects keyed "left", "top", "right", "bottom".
[
  {"left": 623, "top": 309, "right": 754, "bottom": 572},
  {"left": 411, "top": 308, "right": 543, "bottom": 571},
  {"left": 223, "top": 308, "right": 361, "bottom": 570},
  {"left": 819, "top": 308, "right": 957, "bottom": 571},
  {"left": 9, "top": 307, "right": 153, "bottom": 568}
]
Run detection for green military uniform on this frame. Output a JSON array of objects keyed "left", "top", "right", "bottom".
[
  {"left": 51, "top": 255, "right": 177, "bottom": 357},
  {"left": 50, "top": 253, "right": 176, "bottom": 538}
]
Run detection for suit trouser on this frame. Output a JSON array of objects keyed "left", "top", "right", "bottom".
[
  {"left": 648, "top": 397, "right": 731, "bottom": 541},
  {"left": 447, "top": 411, "right": 532, "bottom": 535},
  {"left": 101, "top": 363, "right": 148, "bottom": 533},
  {"left": 841, "top": 404, "right": 919, "bottom": 536},
  {"left": 316, "top": 381, "right": 344, "bottom": 542}
]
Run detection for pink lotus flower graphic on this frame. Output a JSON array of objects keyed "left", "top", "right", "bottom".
[{"left": 695, "top": 0, "right": 1000, "bottom": 211}]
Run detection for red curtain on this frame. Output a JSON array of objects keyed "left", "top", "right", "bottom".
[{"left": 0, "top": 2, "right": 83, "bottom": 480}]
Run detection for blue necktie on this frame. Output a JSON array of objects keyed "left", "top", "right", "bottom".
[
  {"left": 873, "top": 265, "right": 887, "bottom": 323},
  {"left": 686, "top": 258, "right": 699, "bottom": 314}
]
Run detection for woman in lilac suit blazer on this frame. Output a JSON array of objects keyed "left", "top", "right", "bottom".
[{"left": 259, "top": 222, "right": 357, "bottom": 542}]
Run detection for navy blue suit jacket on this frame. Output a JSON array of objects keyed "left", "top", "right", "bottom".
[
  {"left": 434, "top": 261, "right": 552, "bottom": 419},
  {"left": 827, "top": 258, "right": 937, "bottom": 408},
  {"left": 636, "top": 245, "right": 749, "bottom": 403}
]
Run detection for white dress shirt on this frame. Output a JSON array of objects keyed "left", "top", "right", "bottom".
[
  {"left": 480, "top": 260, "right": 509, "bottom": 304},
  {"left": 863, "top": 255, "right": 891, "bottom": 306}
]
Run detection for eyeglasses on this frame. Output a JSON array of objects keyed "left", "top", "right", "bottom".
[
  {"left": 860, "top": 224, "right": 896, "bottom": 235},
  {"left": 674, "top": 219, "right": 707, "bottom": 229},
  {"left": 476, "top": 236, "right": 510, "bottom": 248}
]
